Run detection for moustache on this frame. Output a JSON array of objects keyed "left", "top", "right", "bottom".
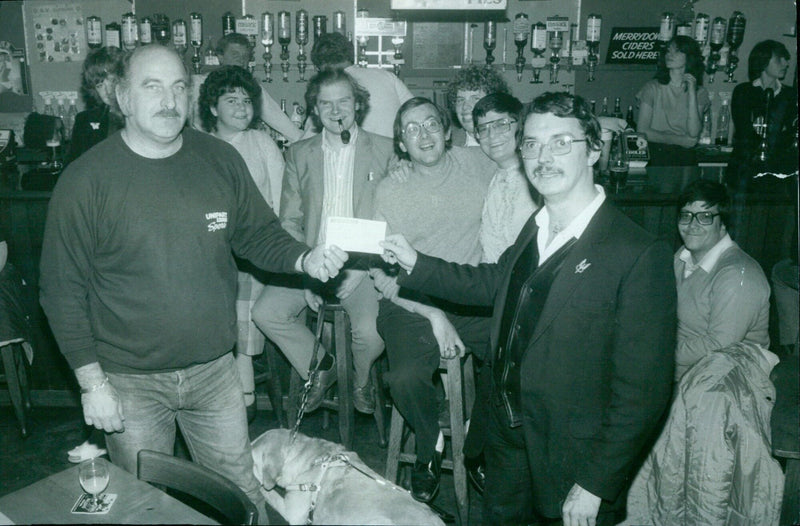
[{"left": 155, "top": 109, "right": 181, "bottom": 118}]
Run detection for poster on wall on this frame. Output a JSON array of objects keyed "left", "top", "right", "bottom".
[
  {"left": 605, "top": 27, "right": 660, "bottom": 65},
  {"left": 29, "top": 3, "right": 85, "bottom": 63},
  {"left": 0, "top": 41, "right": 28, "bottom": 96}
]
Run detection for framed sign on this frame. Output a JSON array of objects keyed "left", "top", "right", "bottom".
[
  {"left": 392, "top": 0, "right": 506, "bottom": 10},
  {"left": 408, "top": 22, "right": 464, "bottom": 70},
  {"left": 605, "top": 27, "right": 660, "bottom": 65},
  {"left": 0, "top": 41, "right": 28, "bottom": 96}
]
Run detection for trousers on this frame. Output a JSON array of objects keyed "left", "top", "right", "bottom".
[
  {"left": 377, "top": 299, "right": 489, "bottom": 464},
  {"left": 251, "top": 273, "right": 384, "bottom": 387},
  {"left": 105, "top": 352, "right": 264, "bottom": 509}
]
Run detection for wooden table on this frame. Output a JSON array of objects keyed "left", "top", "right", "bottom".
[{"left": 0, "top": 461, "right": 217, "bottom": 524}]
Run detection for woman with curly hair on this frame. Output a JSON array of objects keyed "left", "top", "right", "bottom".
[
  {"left": 635, "top": 36, "right": 710, "bottom": 165},
  {"left": 199, "top": 65, "right": 285, "bottom": 422},
  {"left": 446, "top": 65, "right": 510, "bottom": 147},
  {"left": 66, "top": 46, "right": 125, "bottom": 165}
]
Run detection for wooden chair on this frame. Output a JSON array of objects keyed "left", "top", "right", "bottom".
[
  {"left": 136, "top": 449, "right": 258, "bottom": 525},
  {"left": 385, "top": 353, "right": 476, "bottom": 526}
]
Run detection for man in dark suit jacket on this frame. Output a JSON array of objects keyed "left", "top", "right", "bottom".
[
  {"left": 381, "top": 92, "right": 676, "bottom": 526},
  {"left": 252, "top": 68, "right": 393, "bottom": 414}
]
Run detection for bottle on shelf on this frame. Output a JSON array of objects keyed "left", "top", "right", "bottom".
[
  {"left": 613, "top": 97, "right": 623, "bottom": 119},
  {"left": 87, "top": 16, "right": 103, "bottom": 49},
  {"left": 590, "top": 99, "right": 597, "bottom": 115},
  {"left": 42, "top": 97, "right": 54, "bottom": 116},
  {"left": 699, "top": 107, "right": 713, "bottom": 145},
  {"left": 64, "top": 99, "right": 78, "bottom": 141},
  {"left": 105, "top": 21, "right": 121, "bottom": 49},
  {"left": 600, "top": 96, "right": 610, "bottom": 117},
  {"left": 204, "top": 38, "right": 219, "bottom": 67},
  {"left": 715, "top": 99, "right": 730, "bottom": 146},
  {"left": 626, "top": 105, "right": 636, "bottom": 130}
]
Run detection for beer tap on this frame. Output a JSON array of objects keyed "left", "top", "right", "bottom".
[
  {"left": 296, "top": 9, "right": 309, "bottom": 82},
  {"left": 529, "top": 22, "right": 547, "bottom": 84},
  {"left": 483, "top": 21, "right": 497, "bottom": 65},
  {"left": 278, "top": 11, "right": 291, "bottom": 82},
  {"left": 706, "top": 17, "right": 727, "bottom": 83},
  {"left": 189, "top": 13, "right": 203, "bottom": 74},
  {"left": 724, "top": 11, "right": 746, "bottom": 83},
  {"left": 585, "top": 14, "right": 601, "bottom": 82},
  {"left": 513, "top": 13, "right": 529, "bottom": 82},
  {"left": 261, "top": 12, "right": 274, "bottom": 83},
  {"left": 547, "top": 24, "right": 565, "bottom": 84},
  {"left": 356, "top": 9, "right": 369, "bottom": 68}
]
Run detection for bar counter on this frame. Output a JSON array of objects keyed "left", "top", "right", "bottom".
[{"left": 1, "top": 165, "right": 797, "bottom": 398}]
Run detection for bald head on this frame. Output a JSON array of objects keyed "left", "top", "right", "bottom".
[{"left": 115, "top": 44, "right": 191, "bottom": 156}]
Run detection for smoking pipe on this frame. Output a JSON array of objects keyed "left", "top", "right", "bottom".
[{"left": 338, "top": 119, "right": 350, "bottom": 144}]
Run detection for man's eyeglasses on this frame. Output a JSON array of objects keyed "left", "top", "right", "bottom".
[
  {"left": 678, "top": 211, "right": 720, "bottom": 225},
  {"left": 519, "top": 134, "right": 586, "bottom": 159},
  {"left": 402, "top": 118, "right": 443, "bottom": 139},
  {"left": 475, "top": 118, "right": 517, "bottom": 140}
]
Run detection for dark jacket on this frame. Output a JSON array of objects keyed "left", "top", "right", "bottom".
[{"left": 399, "top": 201, "right": 676, "bottom": 518}]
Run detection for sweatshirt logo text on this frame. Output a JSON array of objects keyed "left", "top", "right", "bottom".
[{"left": 206, "top": 212, "right": 228, "bottom": 232}]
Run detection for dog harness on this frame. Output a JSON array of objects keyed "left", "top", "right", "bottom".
[{"left": 280, "top": 452, "right": 408, "bottom": 525}]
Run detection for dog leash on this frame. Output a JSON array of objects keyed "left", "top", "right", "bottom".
[{"left": 291, "top": 300, "right": 329, "bottom": 443}]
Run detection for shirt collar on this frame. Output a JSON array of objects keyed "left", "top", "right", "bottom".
[
  {"left": 753, "top": 78, "right": 782, "bottom": 95},
  {"left": 464, "top": 132, "right": 480, "bottom": 147},
  {"left": 535, "top": 184, "right": 606, "bottom": 240},
  {"left": 678, "top": 233, "right": 735, "bottom": 277}
]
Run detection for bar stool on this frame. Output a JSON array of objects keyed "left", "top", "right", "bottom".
[
  {"left": 287, "top": 301, "right": 387, "bottom": 450},
  {"left": 385, "top": 353, "right": 476, "bottom": 526},
  {"left": 1, "top": 342, "right": 32, "bottom": 437}
]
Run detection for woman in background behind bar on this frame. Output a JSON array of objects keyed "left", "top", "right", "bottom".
[
  {"left": 66, "top": 46, "right": 125, "bottom": 166},
  {"left": 635, "top": 36, "right": 710, "bottom": 166}
]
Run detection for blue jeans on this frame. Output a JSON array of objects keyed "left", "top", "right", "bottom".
[{"left": 105, "top": 352, "right": 263, "bottom": 509}]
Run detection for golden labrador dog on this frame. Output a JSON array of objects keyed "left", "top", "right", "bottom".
[{"left": 252, "top": 429, "right": 444, "bottom": 525}]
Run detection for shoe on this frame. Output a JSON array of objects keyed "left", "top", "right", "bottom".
[
  {"left": 303, "top": 356, "right": 337, "bottom": 413},
  {"left": 465, "top": 456, "right": 485, "bottom": 495},
  {"left": 352, "top": 380, "right": 375, "bottom": 414},
  {"left": 411, "top": 452, "right": 441, "bottom": 503}
]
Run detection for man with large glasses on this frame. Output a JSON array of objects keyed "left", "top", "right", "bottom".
[
  {"left": 371, "top": 97, "right": 494, "bottom": 503},
  {"left": 673, "top": 179, "right": 770, "bottom": 380},
  {"left": 380, "top": 92, "right": 676, "bottom": 525}
]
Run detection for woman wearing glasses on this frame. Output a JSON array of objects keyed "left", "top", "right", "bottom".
[
  {"left": 673, "top": 180, "right": 769, "bottom": 380},
  {"left": 472, "top": 93, "right": 538, "bottom": 264}
]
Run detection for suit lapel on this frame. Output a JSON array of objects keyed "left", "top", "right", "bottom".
[
  {"left": 303, "top": 135, "right": 325, "bottom": 242},
  {"left": 352, "top": 130, "right": 372, "bottom": 214},
  {"left": 529, "top": 202, "right": 615, "bottom": 345}
]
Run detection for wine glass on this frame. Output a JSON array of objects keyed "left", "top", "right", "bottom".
[{"left": 78, "top": 457, "right": 110, "bottom": 509}]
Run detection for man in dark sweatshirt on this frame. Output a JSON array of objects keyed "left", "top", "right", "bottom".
[{"left": 39, "top": 44, "right": 346, "bottom": 519}]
